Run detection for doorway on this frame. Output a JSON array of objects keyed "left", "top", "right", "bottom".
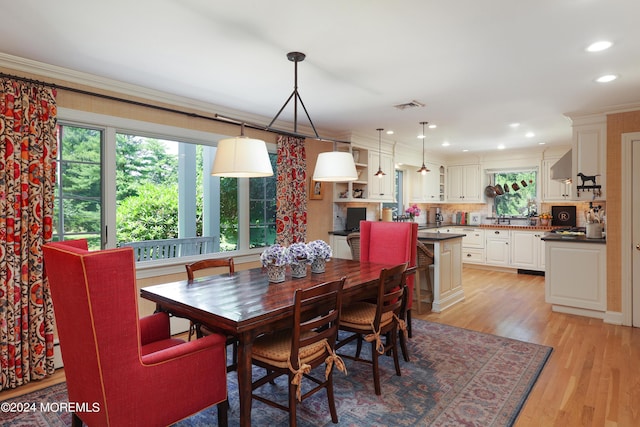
[{"left": 622, "top": 132, "right": 640, "bottom": 326}]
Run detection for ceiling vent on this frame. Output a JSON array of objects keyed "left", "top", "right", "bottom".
[{"left": 393, "top": 100, "right": 425, "bottom": 110}]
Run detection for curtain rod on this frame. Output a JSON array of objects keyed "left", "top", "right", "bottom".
[{"left": 0, "top": 71, "right": 350, "bottom": 145}]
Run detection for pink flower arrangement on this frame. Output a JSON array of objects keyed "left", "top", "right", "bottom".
[{"left": 406, "top": 204, "right": 421, "bottom": 218}]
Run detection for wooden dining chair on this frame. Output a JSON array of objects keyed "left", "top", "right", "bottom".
[
  {"left": 346, "top": 232, "right": 360, "bottom": 260},
  {"left": 336, "top": 262, "right": 408, "bottom": 395},
  {"left": 185, "top": 257, "right": 237, "bottom": 371},
  {"left": 250, "top": 278, "right": 347, "bottom": 427}
]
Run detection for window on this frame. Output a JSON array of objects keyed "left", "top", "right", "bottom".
[
  {"left": 493, "top": 170, "right": 538, "bottom": 217},
  {"left": 53, "top": 124, "right": 103, "bottom": 250},
  {"left": 56, "top": 108, "right": 277, "bottom": 264},
  {"left": 249, "top": 153, "right": 277, "bottom": 248}
]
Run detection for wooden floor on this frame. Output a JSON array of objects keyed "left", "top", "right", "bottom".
[{"left": 3, "top": 266, "right": 640, "bottom": 426}]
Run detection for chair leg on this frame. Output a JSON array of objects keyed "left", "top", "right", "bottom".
[
  {"left": 406, "top": 309, "right": 412, "bottom": 338},
  {"left": 372, "top": 342, "right": 381, "bottom": 395},
  {"left": 355, "top": 334, "right": 363, "bottom": 358},
  {"left": 327, "top": 373, "right": 338, "bottom": 423},
  {"left": 217, "top": 399, "right": 229, "bottom": 427},
  {"left": 399, "top": 328, "right": 410, "bottom": 362},
  {"left": 392, "top": 328, "right": 401, "bottom": 377},
  {"left": 71, "top": 413, "right": 83, "bottom": 427},
  {"left": 288, "top": 373, "right": 298, "bottom": 427}
]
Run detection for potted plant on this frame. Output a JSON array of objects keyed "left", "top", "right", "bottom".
[
  {"left": 539, "top": 212, "right": 552, "bottom": 226},
  {"left": 260, "top": 244, "right": 292, "bottom": 283},
  {"left": 288, "top": 242, "right": 312, "bottom": 278},
  {"left": 307, "top": 240, "right": 332, "bottom": 273}
]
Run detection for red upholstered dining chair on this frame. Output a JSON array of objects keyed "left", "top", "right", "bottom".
[
  {"left": 359, "top": 220, "right": 418, "bottom": 337},
  {"left": 43, "top": 240, "right": 229, "bottom": 427},
  {"left": 185, "top": 257, "right": 238, "bottom": 372}
]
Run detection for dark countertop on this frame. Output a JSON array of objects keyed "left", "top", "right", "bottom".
[
  {"left": 541, "top": 234, "right": 606, "bottom": 244},
  {"left": 418, "top": 232, "right": 466, "bottom": 242},
  {"left": 329, "top": 230, "right": 353, "bottom": 236}
]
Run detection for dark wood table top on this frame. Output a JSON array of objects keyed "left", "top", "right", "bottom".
[{"left": 140, "top": 258, "right": 394, "bottom": 335}]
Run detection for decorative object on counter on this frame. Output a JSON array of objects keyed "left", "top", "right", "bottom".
[
  {"left": 288, "top": 242, "right": 312, "bottom": 278},
  {"left": 585, "top": 204, "right": 604, "bottom": 239},
  {"left": 406, "top": 204, "right": 421, "bottom": 221},
  {"left": 260, "top": 244, "right": 292, "bottom": 283},
  {"left": 353, "top": 188, "right": 364, "bottom": 198},
  {"left": 539, "top": 212, "right": 552, "bottom": 226},
  {"left": 307, "top": 240, "right": 332, "bottom": 273}
]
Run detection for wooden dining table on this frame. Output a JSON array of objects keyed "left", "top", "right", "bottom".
[{"left": 140, "top": 258, "right": 397, "bottom": 427}]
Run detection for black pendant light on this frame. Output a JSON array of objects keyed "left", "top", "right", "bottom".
[
  {"left": 374, "top": 128, "right": 386, "bottom": 178},
  {"left": 417, "top": 121, "right": 430, "bottom": 175}
]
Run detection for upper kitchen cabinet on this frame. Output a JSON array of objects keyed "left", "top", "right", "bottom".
[
  {"left": 333, "top": 146, "right": 369, "bottom": 202},
  {"left": 446, "top": 164, "right": 482, "bottom": 202},
  {"left": 542, "top": 158, "right": 572, "bottom": 201},
  {"left": 409, "top": 163, "right": 444, "bottom": 202},
  {"left": 570, "top": 114, "right": 606, "bottom": 200},
  {"left": 367, "top": 150, "right": 394, "bottom": 201}
]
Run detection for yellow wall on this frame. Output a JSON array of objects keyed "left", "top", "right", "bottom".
[{"left": 606, "top": 110, "right": 640, "bottom": 312}]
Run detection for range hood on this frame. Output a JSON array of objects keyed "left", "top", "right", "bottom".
[{"left": 550, "top": 149, "right": 572, "bottom": 182}]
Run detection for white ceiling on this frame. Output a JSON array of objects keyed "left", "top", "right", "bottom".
[{"left": 2, "top": 0, "right": 639, "bottom": 155}]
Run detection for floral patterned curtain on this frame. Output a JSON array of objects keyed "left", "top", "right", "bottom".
[
  {"left": 276, "top": 135, "right": 307, "bottom": 245},
  {"left": 0, "top": 77, "right": 57, "bottom": 390}
]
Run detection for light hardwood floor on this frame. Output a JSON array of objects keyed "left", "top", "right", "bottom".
[{"left": 3, "top": 266, "right": 640, "bottom": 426}]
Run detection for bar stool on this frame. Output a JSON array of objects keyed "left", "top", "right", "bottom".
[{"left": 415, "top": 241, "right": 434, "bottom": 314}]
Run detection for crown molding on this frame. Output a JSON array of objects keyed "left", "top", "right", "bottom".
[{"left": 0, "top": 52, "right": 343, "bottom": 140}]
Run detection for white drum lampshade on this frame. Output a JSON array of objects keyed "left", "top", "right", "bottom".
[
  {"left": 211, "top": 136, "right": 273, "bottom": 177},
  {"left": 313, "top": 151, "right": 358, "bottom": 182}
]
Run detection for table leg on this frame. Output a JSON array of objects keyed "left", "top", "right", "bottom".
[{"left": 237, "top": 332, "right": 255, "bottom": 427}]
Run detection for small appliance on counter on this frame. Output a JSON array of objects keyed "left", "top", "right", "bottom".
[
  {"left": 345, "top": 207, "right": 367, "bottom": 232},
  {"left": 551, "top": 206, "right": 577, "bottom": 228},
  {"left": 428, "top": 207, "right": 443, "bottom": 225}
]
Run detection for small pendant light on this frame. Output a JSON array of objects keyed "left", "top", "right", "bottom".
[
  {"left": 374, "top": 128, "right": 386, "bottom": 178},
  {"left": 417, "top": 121, "right": 430, "bottom": 175}
]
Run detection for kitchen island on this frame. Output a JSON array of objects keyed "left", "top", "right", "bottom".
[
  {"left": 417, "top": 231, "right": 466, "bottom": 312},
  {"left": 541, "top": 233, "right": 607, "bottom": 319}
]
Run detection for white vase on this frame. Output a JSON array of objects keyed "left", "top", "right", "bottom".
[
  {"left": 290, "top": 262, "right": 307, "bottom": 278},
  {"left": 266, "top": 264, "right": 286, "bottom": 283},
  {"left": 311, "top": 258, "right": 326, "bottom": 274}
]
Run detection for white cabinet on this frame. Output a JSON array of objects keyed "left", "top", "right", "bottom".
[
  {"left": 446, "top": 164, "right": 481, "bottom": 202},
  {"left": 367, "top": 151, "right": 394, "bottom": 201},
  {"left": 511, "top": 230, "right": 546, "bottom": 270},
  {"left": 329, "top": 235, "right": 352, "bottom": 259},
  {"left": 427, "top": 237, "right": 464, "bottom": 313},
  {"left": 572, "top": 117, "right": 606, "bottom": 200},
  {"left": 485, "top": 229, "right": 510, "bottom": 266},
  {"left": 545, "top": 240, "right": 606, "bottom": 317},
  {"left": 334, "top": 147, "right": 369, "bottom": 202},
  {"left": 460, "top": 227, "right": 485, "bottom": 265},
  {"left": 542, "top": 158, "right": 572, "bottom": 201},
  {"left": 409, "top": 162, "right": 441, "bottom": 202}
]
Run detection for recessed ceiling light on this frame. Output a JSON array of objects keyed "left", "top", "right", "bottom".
[
  {"left": 462, "top": 149, "right": 469, "bottom": 152},
  {"left": 538, "top": 142, "right": 546, "bottom": 145},
  {"left": 525, "top": 132, "right": 535, "bottom": 138},
  {"left": 497, "top": 144, "right": 505, "bottom": 150},
  {"left": 418, "top": 134, "right": 426, "bottom": 139},
  {"left": 596, "top": 74, "right": 618, "bottom": 83},
  {"left": 586, "top": 41, "right": 613, "bottom": 52},
  {"left": 509, "top": 122, "right": 520, "bottom": 128},
  {"left": 386, "top": 130, "right": 394, "bottom": 135},
  {"left": 442, "top": 141, "right": 450, "bottom": 147},
  {"left": 428, "top": 124, "right": 437, "bottom": 129}
]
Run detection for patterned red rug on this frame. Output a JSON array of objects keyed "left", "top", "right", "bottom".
[{"left": 2, "top": 320, "right": 551, "bottom": 426}]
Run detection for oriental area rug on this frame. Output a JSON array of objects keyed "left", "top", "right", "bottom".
[{"left": 2, "top": 320, "right": 552, "bottom": 427}]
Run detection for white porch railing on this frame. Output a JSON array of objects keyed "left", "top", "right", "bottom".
[{"left": 121, "top": 236, "right": 219, "bottom": 261}]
